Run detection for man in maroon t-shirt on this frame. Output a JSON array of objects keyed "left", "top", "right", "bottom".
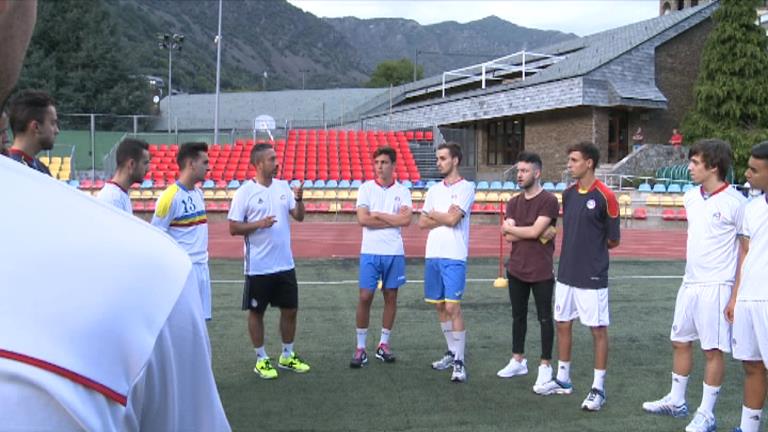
[{"left": 497, "top": 152, "right": 559, "bottom": 391}]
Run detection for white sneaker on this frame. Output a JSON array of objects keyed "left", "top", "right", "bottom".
[
  {"left": 431, "top": 351, "right": 455, "bottom": 371},
  {"left": 685, "top": 410, "right": 716, "bottom": 432},
  {"left": 534, "top": 364, "right": 553, "bottom": 389},
  {"left": 450, "top": 360, "right": 467, "bottom": 383},
  {"left": 642, "top": 394, "right": 689, "bottom": 418},
  {"left": 581, "top": 388, "right": 606, "bottom": 411},
  {"left": 497, "top": 358, "right": 528, "bottom": 378},
  {"left": 533, "top": 378, "right": 573, "bottom": 395}
]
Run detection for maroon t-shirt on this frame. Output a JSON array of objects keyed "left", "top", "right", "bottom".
[{"left": 505, "top": 190, "right": 559, "bottom": 282}]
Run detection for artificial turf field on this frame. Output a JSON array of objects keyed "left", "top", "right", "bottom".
[{"left": 206, "top": 258, "right": 744, "bottom": 432}]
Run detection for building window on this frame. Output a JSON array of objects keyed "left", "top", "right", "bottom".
[
  {"left": 691, "top": 0, "right": 699, "bottom": 6},
  {"left": 676, "top": 0, "right": 684, "bottom": 11},
  {"left": 487, "top": 118, "right": 524, "bottom": 165}
]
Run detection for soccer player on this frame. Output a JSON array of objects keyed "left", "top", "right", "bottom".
[
  {"left": 98, "top": 138, "right": 150, "bottom": 214},
  {"left": 418, "top": 142, "right": 475, "bottom": 383},
  {"left": 6, "top": 90, "right": 58, "bottom": 175},
  {"left": 643, "top": 139, "right": 746, "bottom": 432},
  {"left": 228, "top": 143, "right": 310, "bottom": 379},
  {"left": 0, "top": 3, "right": 230, "bottom": 429},
  {"left": 724, "top": 141, "right": 768, "bottom": 432},
  {"left": 497, "top": 152, "right": 559, "bottom": 390},
  {"left": 535, "top": 142, "right": 620, "bottom": 412},
  {"left": 350, "top": 146, "right": 412, "bottom": 368},
  {"left": 152, "top": 142, "right": 213, "bottom": 320}
]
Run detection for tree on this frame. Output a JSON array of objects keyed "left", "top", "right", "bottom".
[
  {"left": 682, "top": 0, "right": 768, "bottom": 180},
  {"left": 367, "top": 58, "right": 423, "bottom": 88},
  {"left": 16, "top": 0, "right": 150, "bottom": 128}
]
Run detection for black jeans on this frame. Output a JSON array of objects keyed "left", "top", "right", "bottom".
[{"left": 507, "top": 273, "right": 554, "bottom": 360}]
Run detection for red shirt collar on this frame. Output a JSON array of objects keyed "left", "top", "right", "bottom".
[
  {"left": 107, "top": 180, "right": 128, "bottom": 194},
  {"left": 8, "top": 148, "right": 35, "bottom": 163},
  {"left": 443, "top": 177, "right": 463, "bottom": 187},
  {"left": 374, "top": 178, "right": 395, "bottom": 189},
  {"left": 701, "top": 182, "right": 729, "bottom": 200}
]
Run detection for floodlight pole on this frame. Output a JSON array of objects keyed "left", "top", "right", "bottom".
[
  {"left": 167, "top": 47, "right": 173, "bottom": 134},
  {"left": 213, "top": 0, "right": 223, "bottom": 146}
]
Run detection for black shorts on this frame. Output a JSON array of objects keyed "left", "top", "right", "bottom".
[{"left": 242, "top": 269, "right": 298, "bottom": 313}]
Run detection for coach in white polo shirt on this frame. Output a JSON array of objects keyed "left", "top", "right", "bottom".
[
  {"left": 643, "top": 139, "right": 746, "bottom": 432},
  {"left": 418, "top": 142, "right": 475, "bottom": 383},
  {"left": 725, "top": 141, "right": 768, "bottom": 432},
  {"left": 350, "top": 146, "right": 412, "bottom": 368},
  {"left": 228, "top": 143, "right": 311, "bottom": 380}
]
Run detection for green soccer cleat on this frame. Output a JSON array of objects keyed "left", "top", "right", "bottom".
[
  {"left": 278, "top": 352, "right": 311, "bottom": 373},
  {"left": 253, "top": 357, "right": 278, "bottom": 379}
]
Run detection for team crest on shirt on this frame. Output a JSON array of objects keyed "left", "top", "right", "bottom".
[
  {"left": 395, "top": 196, "right": 401, "bottom": 203},
  {"left": 586, "top": 199, "right": 596, "bottom": 210},
  {"left": 712, "top": 211, "right": 721, "bottom": 221},
  {"left": 258, "top": 198, "right": 264, "bottom": 204},
  {"left": 280, "top": 194, "right": 287, "bottom": 201}
]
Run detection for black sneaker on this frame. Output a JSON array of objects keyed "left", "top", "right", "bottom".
[
  {"left": 375, "top": 343, "right": 396, "bottom": 363},
  {"left": 349, "top": 348, "right": 368, "bottom": 368}
]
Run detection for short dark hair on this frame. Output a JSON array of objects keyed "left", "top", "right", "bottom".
[
  {"left": 567, "top": 141, "right": 600, "bottom": 170},
  {"left": 8, "top": 90, "right": 56, "bottom": 135},
  {"left": 177, "top": 142, "right": 208, "bottom": 168},
  {"left": 751, "top": 141, "right": 768, "bottom": 160},
  {"left": 517, "top": 151, "right": 542, "bottom": 170},
  {"left": 250, "top": 143, "right": 274, "bottom": 165},
  {"left": 689, "top": 138, "right": 732, "bottom": 182},
  {"left": 373, "top": 146, "right": 397, "bottom": 163},
  {"left": 115, "top": 138, "right": 149, "bottom": 168},
  {"left": 437, "top": 142, "right": 462, "bottom": 164}
]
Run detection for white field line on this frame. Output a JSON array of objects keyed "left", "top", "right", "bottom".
[{"left": 212, "top": 275, "right": 683, "bottom": 285}]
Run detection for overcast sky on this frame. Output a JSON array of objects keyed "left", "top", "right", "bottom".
[{"left": 287, "top": 1, "right": 660, "bottom": 36}]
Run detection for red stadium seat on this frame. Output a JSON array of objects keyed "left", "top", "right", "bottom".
[
  {"left": 662, "top": 209, "right": 676, "bottom": 221},
  {"left": 676, "top": 208, "right": 687, "bottom": 221},
  {"left": 633, "top": 207, "right": 648, "bottom": 220}
]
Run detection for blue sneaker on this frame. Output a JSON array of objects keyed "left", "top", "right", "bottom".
[{"left": 642, "top": 394, "right": 689, "bottom": 418}]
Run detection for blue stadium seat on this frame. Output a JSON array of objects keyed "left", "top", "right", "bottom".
[
  {"left": 303, "top": 180, "right": 314, "bottom": 188},
  {"left": 414, "top": 180, "right": 426, "bottom": 189},
  {"left": 326, "top": 180, "right": 338, "bottom": 188},
  {"left": 543, "top": 182, "right": 556, "bottom": 191},
  {"left": 682, "top": 183, "right": 694, "bottom": 192},
  {"left": 351, "top": 180, "right": 362, "bottom": 188},
  {"left": 667, "top": 183, "right": 682, "bottom": 193},
  {"left": 490, "top": 181, "right": 503, "bottom": 190},
  {"left": 426, "top": 180, "right": 437, "bottom": 188},
  {"left": 290, "top": 180, "right": 302, "bottom": 189},
  {"left": 555, "top": 182, "right": 567, "bottom": 191},
  {"left": 502, "top": 181, "right": 517, "bottom": 190},
  {"left": 476, "top": 181, "right": 490, "bottom": 190},
  {"left": 401, "top": 180, "right": 413, "bottom": 188},
  {"left": 338, "top": 180, "right": 351, "bottom": 188},
  {"left": 140, "top": 179, "right": 154, "bottom": 189},
  {"left": 202, "top": 179, "right": 214, "bottom": 189},
  {"left": 314, "top": 179, "right": 326, "bottom": 189},
  {"left": 227, "top": 179, "right": 241, "bottom": 189},
  {"left": 652, "top": 183, "right": 667, "bottom": 193},
  {"left": 638, "top": 183, "right": 652, "bottom": 192},
  {"left": 68, "top": 179, "right": 80, "bottom": 188}
]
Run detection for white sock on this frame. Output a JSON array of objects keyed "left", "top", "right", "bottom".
[
  {"left": 453, "top": 330, "right": 466, "bottom": 362},
  {"left": 281, "top": 342, "right": 294, "bottom": 357},
  {"left": 740, "top": 405, "right": 762, "bottom": 432},
  {"left": 669, "top": 372, "right": 689, "bottom": 405},
  {"left": 592, "top": 369, "right": 606, "bottom": 391},
  {"left": 356, "top": 328, "right": 367, "bottom": 349},
  {"left": 440, "top": 321, "right": 454, "bottom": 353},
  {"left": 556, "top": 361, "right": 571, "bottom": 382},
  {"left": 254, "top": 346, "right": 267, "bottom": 359},
  {"left": 379, "top": 328, "right": 391, "bottom": 346},
  {"left": 698, "top": 382, "right": 721, "bottom": 415}
]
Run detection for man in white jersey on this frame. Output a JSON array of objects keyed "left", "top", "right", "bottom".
[
  {"left": 643, "top": 139, "right": 746, "bottom": 432},
  {"left": 152, "top": 142, "right": 213, "bottom": 320},
  {"left": 228, "top": 143, "right": 310, "bottom": 379},
  {"left": 725, "top": 142, "right": 768, "bottom": 432},
  {"left": 98, "top": 138, "right": 150, "bottom": 214},
  {"left": 0, "top": 3, "right": 230, "bottom": 429},
  {"left": 350, "top": 146, "right": 412, "bottom": 368},
  {"left": 418, "top": 142, "right": 475, "bottom": 383}
]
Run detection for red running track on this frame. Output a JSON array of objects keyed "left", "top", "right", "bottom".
[{"left": 209, "top": 222, "right": 687, "bottom": 260}]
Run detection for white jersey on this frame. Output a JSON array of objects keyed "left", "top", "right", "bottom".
[
  {"left": 0, "top": 156, "right": 230, "bottom": 431},
  {"left": 228, "top": 179, "right": 296, "bottom": 275},
  {"left": 737, "top": 195, "right": 768, "bottom": 301},
  {"left": 423, "top": 178, "right": 475, "bottom": 261},
  {"left": 356, "top": 179, "right": 412, "bottom": 255},
  {"left": 97, "top": 181, "right": 132, "bottom": 214},
  {"left": 684, "top": 184, "right": 746, "bottom": 284},
  {"left": 151, "top": 182, "right": 209, "bottom": 264}
]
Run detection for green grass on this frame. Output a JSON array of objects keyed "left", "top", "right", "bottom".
[{"left": 207, "top": 259, "right": 745, "bottom": 432}]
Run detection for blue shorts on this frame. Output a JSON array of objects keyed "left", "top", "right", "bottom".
[
  {"left": 424, "top": 258, "right": 466, "bottom": 303},
  {"left": 359, "top": 254, "right": 406, "bottom": 290}
]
